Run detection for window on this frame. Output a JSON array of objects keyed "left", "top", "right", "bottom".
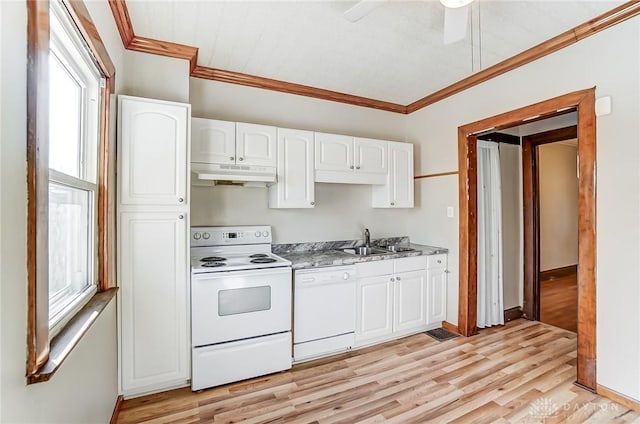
[
  {"left": 47, "top": 1, "right": 102, "bottom": 335},
  {"left": 26, "top": 0, "right": 116, "bottom": 381}
]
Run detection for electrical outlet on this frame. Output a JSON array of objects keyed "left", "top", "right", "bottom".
[{"left": 447, "top": 206, "right": 454, "bottom": 218}]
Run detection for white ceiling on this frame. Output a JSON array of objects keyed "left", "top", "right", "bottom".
[{"left": 126, "top": 0, "right": 624, "bottom": 105}]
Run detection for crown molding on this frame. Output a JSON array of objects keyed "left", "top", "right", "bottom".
[
  {"left": 190, "top": 66, "right": 407, "bottom": 113},
  {"left": 108, "top": 0, "right": 640, "bottom": 115}
]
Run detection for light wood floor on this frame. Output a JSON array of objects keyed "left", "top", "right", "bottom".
[
  {"left": 540, "top": 273, "right": 577, "bottom": 333},
  {"left": 117, "top": 319, "right": 639, "bottom": 423}
]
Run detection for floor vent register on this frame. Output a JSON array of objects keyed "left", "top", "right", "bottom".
[{"left": 425, "top": 328, "right": 459, "bottom": 342}]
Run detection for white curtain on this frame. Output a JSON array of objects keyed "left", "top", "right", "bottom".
[{"left": 477, "top": 140, "right": 504, "bottom": 328}]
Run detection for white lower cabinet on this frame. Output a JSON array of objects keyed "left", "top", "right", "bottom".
[
  {"left": 356, "top": 275, "right": 394, "bottom": 343},
  {"left": 118, "top": 211, "right": 190, "bottom": 397},
  {"left": 355, "top": 256, "right": 434, "bottom": 347},
  {"left": 426, "top": 254, "right": 448, "bottom": 326},
  {"left": 394, "top": 270, "right": 427, "bottom": 333}
]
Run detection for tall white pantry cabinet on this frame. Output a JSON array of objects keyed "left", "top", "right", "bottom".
[{"left": 117, "top": 96, "right": 191, "bottom": 398}]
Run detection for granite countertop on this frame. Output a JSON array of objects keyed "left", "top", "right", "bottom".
[{"left": 273, "top": 237, "right": 448, "bottom": 270}]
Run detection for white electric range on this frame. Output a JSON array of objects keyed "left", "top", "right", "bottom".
[{"left": 190, "top": 226, "right": 292, "bottom": 391}]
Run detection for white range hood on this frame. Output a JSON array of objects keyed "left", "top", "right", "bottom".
[{"left": 191, "top": 162, "right": 276, "bottom": 187}]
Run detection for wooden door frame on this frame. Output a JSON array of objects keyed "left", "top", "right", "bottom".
[
  {"left": 457, "top": 88, "right": 597, "bottom": 391},
  {"left": 522, "top": 125, "right": 578, "bottom": 321}
]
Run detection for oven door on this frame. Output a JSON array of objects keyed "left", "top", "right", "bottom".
[{"left": 191, "top": 267, "right": 292, "bottom": 347}]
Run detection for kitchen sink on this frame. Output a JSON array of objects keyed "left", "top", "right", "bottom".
[
  {"left": 340, "top": 246, "right": 390, "bottom": 256},
  {"left": 383, "top": 245, "right": 415, "bottom": 253}
]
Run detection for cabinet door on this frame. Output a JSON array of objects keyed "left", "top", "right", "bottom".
[
  {"left": 269, "top": 128, "right": 315, "bottom": 208},
  {"left": 314, "top": 133, "right": 353, "bottom": 172},
  {"left": 191, "top": 118, "right": 235, "bottom": 164},
  {"left": 354, "top": 138, "right": 388, "bottom": 174},
  {"left": 119, "top": 211, "right": 189, "bottom": 396},
  {"left": 394, "top": 270, "right": 427, "bottom": 333},
  {"left": 236, "top": 123, "right": 277, "bottom": 167},
  {"left": 390, "top": 142, "right": 414, "bottom": 208},
  {"left": 356, "top": 275, "right": 394, "bottom": 344},
  {"left": 119, "top": 97, "right": 189, "bottom": 206},
  {"left": 427, "top": 266, "right": 447, "bottom": 326}
]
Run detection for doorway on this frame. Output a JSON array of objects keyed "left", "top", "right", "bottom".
[
  {"left": 522, "top": 125, "right": 579, "bottom": 333},
  {"left": 456, "top": 88, "right": 596, "bottom": 391}
]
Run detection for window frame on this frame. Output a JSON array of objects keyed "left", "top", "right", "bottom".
[
  {"left": 26, "top": 0, "right": 116, "bottom": 382},
  {"left": 47, "top": 0, "right": 102, "bottom": 337}
]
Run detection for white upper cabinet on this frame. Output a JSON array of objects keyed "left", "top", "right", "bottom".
[
  {"left": 191, "top": 118, "right": 236, "bottom": 164},
  {"left": 269, "top": 128, "right": 315, "bottom": 208},
  {"left": 191, "top": 119, "right": 276, "bottom": 167},
  {"left": 315, "top": 133, "right": 387, "bottom": 184},
  {"left": 354, "top": 137, "right": 387, "bottom": 174},
  {"left": 372, "top": 141, "right": 414, "bottom": 208},
  {"left": 314, "top": 132, "right": 353, "bottom": 172},
  {"left": 236, "top": 123, "right": 277, "bottom": 167},
  {"left": 118, "top": 96, "right": 190, "bottom": 206}
]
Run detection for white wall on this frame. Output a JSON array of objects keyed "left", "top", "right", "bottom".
[
  {"left": 538, "top": 143, "right": 579, "bottom": 271},
  {"left": 499, "top": 143, "right": 523, "bottom": 310},
  {"left": 405, "top": 18, "right": 640, "bottom": 400},
  {"left": 121, "top": 51, "right": 190, "bottom": 103},
  {"left": 189, "top": 78, "right": 410, "bottom": 244},
  {"left": 192, "top": 183, "right": 410, "bottom": 243},
  {"left": 0, "top": 1, "right": 123, "bottom": 422}
]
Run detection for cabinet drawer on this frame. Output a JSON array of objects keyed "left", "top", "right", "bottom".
[
  {"left": 427, "top": 254, "right": 447, "bottom": 269},
  {"left": 394, "top": 255, "right": 427, "bottom": 273},
  {"left": 356, "top": 260, "right": 393, "bottom": 278}
]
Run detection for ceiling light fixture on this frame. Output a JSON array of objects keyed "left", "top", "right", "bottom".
[{"left": 440, "top": 0, "right": 474, "bottom": 8}]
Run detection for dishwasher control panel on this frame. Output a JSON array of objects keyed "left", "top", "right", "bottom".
[{"left": 294, "top": 266, "right": 356, "bottom": 285}]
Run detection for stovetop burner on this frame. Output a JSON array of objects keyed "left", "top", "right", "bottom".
[
  {"left": 201, "top": 256, "right": 226, "bottom": 262},
  {"left": 249, "top": 253, "right": 268, "bottom": 258},
  {"left": 202, "top": 262, "right": 225, "bottom": 268},
  {"left": 250, "top": 257, "right": 277, "bottom": 264}
]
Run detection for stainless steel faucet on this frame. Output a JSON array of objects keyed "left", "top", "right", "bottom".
[{"left": 364, "top": 228, "right": 370, "bottom": 247}]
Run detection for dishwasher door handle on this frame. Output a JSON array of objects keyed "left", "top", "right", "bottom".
[{"left": 296, "top": 278, "right": 355, "bottom": 287}]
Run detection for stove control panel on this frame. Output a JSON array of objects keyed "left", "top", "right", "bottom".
[{"left": 191, "top": 226, "right": 272, "bottom": 247}]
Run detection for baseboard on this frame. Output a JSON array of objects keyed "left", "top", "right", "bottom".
[
  {"left": 597, "top": 384, "right": 640, "bottom": 411},
  {"left": 504, "top": 306, "right": 523, "bottom": 322},
  {"left": 110, "top": 395, "right": 124, "bottom": 424},
  {"left": 441, "top": 321, "right": 459, "bottom": 334},
  {"left": 540, "top": 264, "right": 578, "bottom": 281}
]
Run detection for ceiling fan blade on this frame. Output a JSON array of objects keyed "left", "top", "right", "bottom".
[
  {"left": 344, "top": 0, "right": 386, "bottom": 23},
  {"left": 443, "top": 4, "right": 470, "bottom": 45}
]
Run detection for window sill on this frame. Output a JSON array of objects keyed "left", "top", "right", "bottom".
[{"left": 27, "top": 288, "right": 118, "bottom": 384}]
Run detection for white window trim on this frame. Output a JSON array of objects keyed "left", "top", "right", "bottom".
[{"left": 47, "top": 0, "right": 102, "bottom": 339}]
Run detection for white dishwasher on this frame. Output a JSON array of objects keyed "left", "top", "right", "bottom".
[{"left": 294, "top": 265, "right": 356, "bottom": 362}]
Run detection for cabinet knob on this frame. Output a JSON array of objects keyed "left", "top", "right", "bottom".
[
  {"left": 396, "top": 276, "right": 401, "bottom": 281},
  {"left": 230, "top": 156, "right": 235, "bottom": 161},
  {"left": 350, "top": 165, "right": 354, "bottom": 169},
  {"left": 391, "top": 202, "right": 395, "bottom": 206},
  {"left": 178, "top": 214, "right": 184, "bottom": 220},
  {"left": 356, "top": 166, "right": 360, "bottom": 170},
  {"left": 390, "top": 277, "right": 395, "bottom": 282},
  {"left": 437, "top": 259, "right": 442, "bottom": 264},
  {"left": 238, "top": 157, "right": 244, "bottom": 161},
  {"left": 445, "top": 270, "right": 451, "bottom": 274},
  {"left": 310, "top": 201, "right": 315, "bottom": 206},
  {"left": 178, "top": 197, "right": 184, "bottom": 203}
]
